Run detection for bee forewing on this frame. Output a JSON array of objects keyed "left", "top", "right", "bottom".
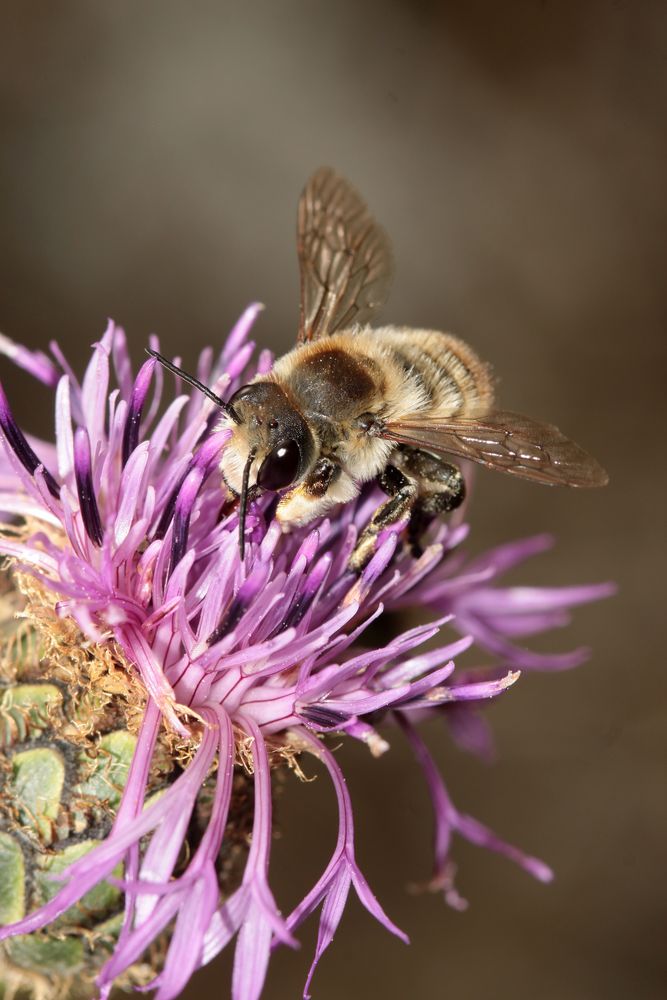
[
  {"left": 296, "top": 167, "right": 394, "bottom": 343},
  {"left": 382, "top": 410, "right": 608, "bottom": 487}
]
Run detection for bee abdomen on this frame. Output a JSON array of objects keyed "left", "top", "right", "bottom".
[{"left": 372, "top": 327, "right": 495, "bottom": 418}]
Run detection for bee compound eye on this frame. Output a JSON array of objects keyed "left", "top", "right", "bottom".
[{"left": 256, "top": 440, "right": 301, "bottom": 491}]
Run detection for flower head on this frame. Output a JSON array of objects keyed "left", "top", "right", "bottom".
[{"left": 0, "top": 309, "right": 613, "bottom": 999}]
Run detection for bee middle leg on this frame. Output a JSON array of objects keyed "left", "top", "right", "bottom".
[
  {"left": 349, "top": 465, "right": 418, "bottom": 573},
  {"left": 393, "top": 447, "right": 465, "bottom": 558}
]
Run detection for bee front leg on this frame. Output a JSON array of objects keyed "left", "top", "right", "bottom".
[
  {"left": 349, "top": 465, "right": 418, "bottom": 573},
  {"left": 277, "top": 456, "right": 358, "bottom": 526}
]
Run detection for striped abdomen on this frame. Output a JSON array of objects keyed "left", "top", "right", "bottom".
[{"left": 358, "top": 326, "right": 495, "bottom": 420}]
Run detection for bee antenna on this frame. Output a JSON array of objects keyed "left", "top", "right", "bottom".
[
  {"left": 238, "top": 448, "right": 256, "bottom": 560},
  {"left": 145, "top": 348, "right": 240, "bottom": 423}
]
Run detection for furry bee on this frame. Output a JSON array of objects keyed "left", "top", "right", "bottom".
[{"left": 148, "top": 168, "right": 608, "bottom": 569}]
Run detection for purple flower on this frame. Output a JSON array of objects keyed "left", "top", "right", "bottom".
[{"left": 0, "top": 309, "right": 614, "bottom": 999}]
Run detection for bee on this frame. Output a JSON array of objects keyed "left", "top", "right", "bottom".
[{"left": 148, "top": 168, "right": 608, "bottom": 570}]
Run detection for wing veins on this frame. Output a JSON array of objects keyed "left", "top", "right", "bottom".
[
  {"left": 381, "top": 410, "right": 608, "bottom": 488},
  {"left": 297, "top": 167, "right": 393, "bottom": 342}
]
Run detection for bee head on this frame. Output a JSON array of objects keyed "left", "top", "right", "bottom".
[
  {"left": 222, "top": 381, "right": 315, "bottom": 490},
  {"left": 220, "top": 381, "right": 317, "bottom": 556},
  {"left": 144, "top": 351, "right": 316, "bottom": 558}
]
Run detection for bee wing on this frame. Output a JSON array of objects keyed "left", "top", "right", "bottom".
[
  {"left": 297, "top": 167, "right": 393, "bottom": 343},
  {"left": 381, "top": 410, "right": 608, "bottom": 487}
]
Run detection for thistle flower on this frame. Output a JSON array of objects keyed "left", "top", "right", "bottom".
[{"left": 0, "top": 308, "right": 613, "bottom": 1000}]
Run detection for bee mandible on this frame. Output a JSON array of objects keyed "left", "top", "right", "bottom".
[{"left": 148, "top": 168, "right": 608, "bottom": 570}]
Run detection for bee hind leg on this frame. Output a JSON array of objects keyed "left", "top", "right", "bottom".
[{"left": 349, "top": 465, "right": 418, "bottom": 573}]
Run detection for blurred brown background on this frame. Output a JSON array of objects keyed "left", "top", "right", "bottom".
[{"left": 1, "top": 2, "right": 665, "bottom": 998}]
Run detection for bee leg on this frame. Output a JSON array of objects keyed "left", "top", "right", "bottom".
[
  {"left": 349, "top": 465, "right": 418, "bottom": 573},
  {"left": 277, "top": 456, "right": 358, "bottom": 526},
  {"left": 393, "top": 448, "right": 465, "bottom": 558},
  {"left": 407, "top": 506, "right": 434, "bottom": 558},
  {"left": 305, "top": 456, "right": 340, "bottom": 497}
]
